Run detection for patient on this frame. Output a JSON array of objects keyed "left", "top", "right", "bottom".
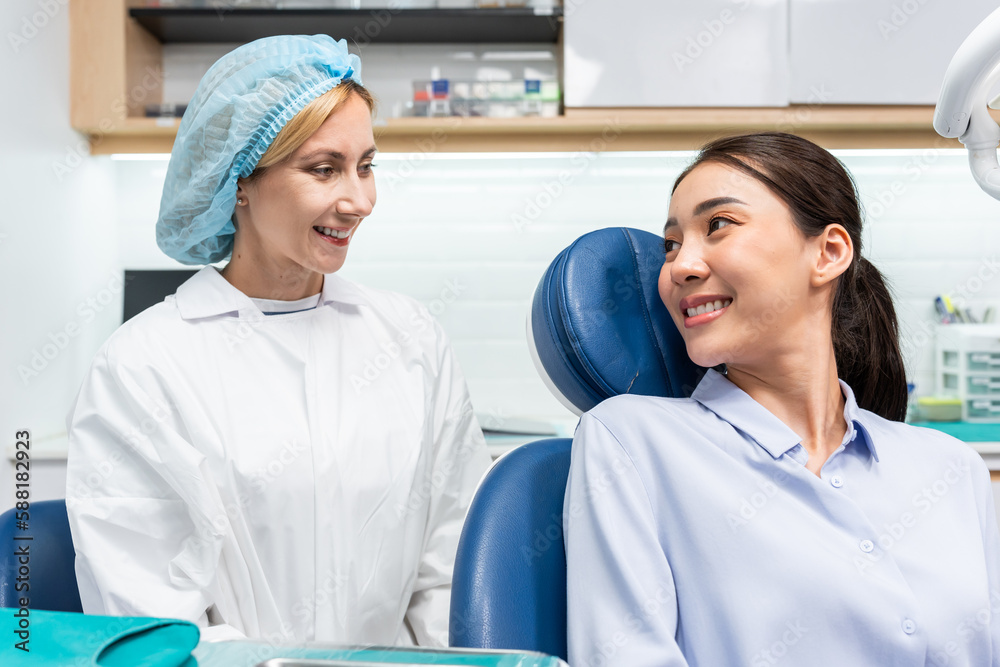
[{"left": 564, "top": 132, "right": 1000, "bottom": 666}]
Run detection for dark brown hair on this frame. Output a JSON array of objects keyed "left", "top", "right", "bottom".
[{"left": 673, "top": 132, "right": 907, "bottom": 422}]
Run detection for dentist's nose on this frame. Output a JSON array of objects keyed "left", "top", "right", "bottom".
[{"left": 336, "top": 172, "right": 375, "bottom": 218}]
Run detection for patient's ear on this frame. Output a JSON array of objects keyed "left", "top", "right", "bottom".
[{"left": 811, "top": 224, "right": 853, "bottom": 288}]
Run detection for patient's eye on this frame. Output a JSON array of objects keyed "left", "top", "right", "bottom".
[
  {"left": 708, "top": 217, "right": 734, "bottom": 234},
  {"left": 664, "top": 238, "right": 680, "bottom": 253}
]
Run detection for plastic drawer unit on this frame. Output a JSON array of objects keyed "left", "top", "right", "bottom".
[{"left": 936, "top": 324, "right": 1000, "bottom": 421}]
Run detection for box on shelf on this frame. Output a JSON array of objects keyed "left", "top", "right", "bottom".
[
  {"left": 935, "top": 324, "right": 1000, "bottom": 421},
  {"left": 410, "top": 78, "right": 560, "bottom": 118},
  {"left": 915, "top": 397, "right": 962, "bottom": 422}
]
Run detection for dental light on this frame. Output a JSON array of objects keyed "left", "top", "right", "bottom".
[{"left": 935, "top": 6, "right": 1000, "bottom": 200}]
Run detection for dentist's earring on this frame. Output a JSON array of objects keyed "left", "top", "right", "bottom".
[{"left": 237, "top": 198, "right": 244, "bottom": 204}]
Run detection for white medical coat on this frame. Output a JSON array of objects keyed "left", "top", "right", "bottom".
[{"left": 65, "top": 267, "right": 492, "bottom": 645}]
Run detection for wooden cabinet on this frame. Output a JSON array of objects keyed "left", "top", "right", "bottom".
[
  {"left": 71, "top": 0, "right": 164, "bottom": 135},
  {"left": 70, "top": 0, "right": 974, "bottom": 153}
]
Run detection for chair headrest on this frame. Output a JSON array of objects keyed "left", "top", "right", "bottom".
[{"left": 528, "top": 227, "right": 705, "bottom": 415}]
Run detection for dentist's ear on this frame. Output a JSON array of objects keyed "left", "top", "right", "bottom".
[{"left": 811, "top": 224, "right": 853, "bottom": 288}]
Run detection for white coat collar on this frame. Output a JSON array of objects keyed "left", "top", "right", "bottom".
[{"left": 175, "top": 267, "right": 367, "bottom": 320}]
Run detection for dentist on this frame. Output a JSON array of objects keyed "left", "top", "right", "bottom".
[{"left": 65, "top": 35, "right": 491, "bottom": 645}]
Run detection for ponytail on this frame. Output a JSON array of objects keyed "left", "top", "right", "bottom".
[{"left": 832, "top": 257, "right": 908, "bottom": 421}]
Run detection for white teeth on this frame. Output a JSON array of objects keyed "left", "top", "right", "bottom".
[
  {"left": 685, "top": 299, "right": 732, "bottom": 318},
  {"left": 316, "top": 226, "right": 350, "bottom": 239}
]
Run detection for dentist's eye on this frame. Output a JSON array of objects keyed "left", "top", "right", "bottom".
[{"left": 708, "top": 216, "right": 734, "bottom": 233}]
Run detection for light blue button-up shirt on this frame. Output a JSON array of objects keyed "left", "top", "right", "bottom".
[{"left": 564, "top": 369, "right": 1000, "bottom": 667}]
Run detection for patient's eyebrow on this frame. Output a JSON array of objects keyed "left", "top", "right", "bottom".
[
  {"left": 664, "top": 196, "right": 748, "bottom": 232},
  {"left": 693, "top": 196, "right": 746, "bottom": 216}
]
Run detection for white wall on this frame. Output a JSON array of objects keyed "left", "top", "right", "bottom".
[
  {"left": 118, "top": 149, "right": 1000, "bottom": 417},
  {"left": 56, "top": 149, "right": 1000, "bottom": 484},
  {"left": 1, "top": 2, "right": 120, "bottom": 507}
]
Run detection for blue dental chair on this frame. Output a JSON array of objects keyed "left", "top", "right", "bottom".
[
  {"left": 449, "top": 227, "right": 704, "bottom": 660},
  {"left": 0, "top": 498, "right": 83, "bottom": 612}
]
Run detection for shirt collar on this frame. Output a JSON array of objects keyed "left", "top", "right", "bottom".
[
  {"left": 840, "top": 380, "right": 878, "bottom": 462},
  {"left": 690, "top": 368, "right": 878, "bottom": 463},
  {"left": 175, "top": 267, "right": 367, "bottom": 320}
]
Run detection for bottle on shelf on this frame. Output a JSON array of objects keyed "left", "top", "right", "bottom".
[{"left": 428, "top": 67, "right": 451, "bottom": 117}]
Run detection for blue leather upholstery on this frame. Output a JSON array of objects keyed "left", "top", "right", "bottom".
[
  {"left": 0, "top": 499, "right": 83, "bottom": 612},
  {"left": 450, "top": 438, "right": 571, "bottom": 659},
  {"left": 529, "top": 227, "right": 704, "bottom": 413},
  {"left": 451, "top": 227, "right": 704, "bottom": 660}
]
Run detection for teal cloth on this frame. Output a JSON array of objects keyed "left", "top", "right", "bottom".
[
  {"left": 193, "top": 641, "right": 566, "bottom": 667},
  {"left": 0, "top": 608, "right": 199, "bottom": 666},
  {"left": 0, "top": 609, "right": 564, "bottom": 666},
  {"left": 909, "top": 420, "right": 1000, "bottom": 441}
]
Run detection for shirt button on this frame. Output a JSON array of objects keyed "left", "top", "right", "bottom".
[
  {"left": 902, "top": 618, "right": 916, "bottom": 634},
  {"left": 830, "top": 476, "right": 844, "bottom": 488},
  {"left": 859, "top": 539, "right": 875, "bottom": 553}
]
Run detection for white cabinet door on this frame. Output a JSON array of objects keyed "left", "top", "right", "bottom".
[
  {"left": 790, "top": 0, "right": 998, "bottom": 104},
  {"left": 564, "top": 0, "right": 789, "bottom": 107}
]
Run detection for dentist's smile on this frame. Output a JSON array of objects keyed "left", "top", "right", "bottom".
[{"left": 313, "top": 225, "right": 354, "bottom": 247}]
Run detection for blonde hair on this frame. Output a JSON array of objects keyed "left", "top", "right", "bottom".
[{"left": 246, "top": 79, "right": 376, "bottom": 181}]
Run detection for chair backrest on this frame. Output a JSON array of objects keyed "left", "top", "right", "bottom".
[
  {"left": 528, "top": 226, "right": 704, "bottom": 414},
  {"left": 449, "top": 438, "right": 571, "bottom": 659},
  {"left": 0, "top": 498, "right": 83, "bottom": 612},
  {"left": 451, "top": 227, "right": 702, "bottom": 660}
]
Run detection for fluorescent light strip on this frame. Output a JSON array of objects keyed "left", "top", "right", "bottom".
[
  {"left": 481, "top": 51, "right": 554, "bottom": 61},
  {"left": 111, "top": 149, "right": 967, "bottom": 161},
  {"left": 372, "top": 151, "right": 701, "bottom": 160},
  {"left": 831, "top": 148, "right": 968, "bottom": 158},
  {"left": 110, "top": 153, "right": 171, "bottom": 160}
]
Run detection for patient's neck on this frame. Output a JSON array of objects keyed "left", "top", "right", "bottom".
[{"left": 726, "top": 343, "right": 847, "bottom": 477}]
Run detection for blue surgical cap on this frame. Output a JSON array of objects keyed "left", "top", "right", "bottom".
[{"left": 156, "top": 35, "right": 363, "bottom": 265}]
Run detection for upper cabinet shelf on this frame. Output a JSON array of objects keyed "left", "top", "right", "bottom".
[
  {"left": 85, "top": 107, "right": 977, "bottom": 155},
  {"left": 127, "top": 7, "right": 563, "bottom": 44},
  {"left": 71, "top": 0, "right": 975, "bottom": 153}
]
